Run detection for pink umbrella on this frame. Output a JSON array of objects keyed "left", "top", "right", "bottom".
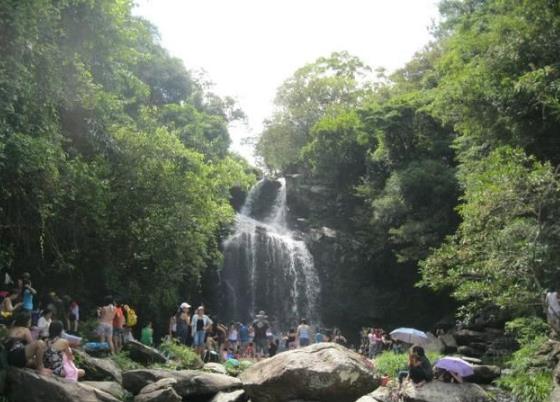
[{"left": 435, "top": 356, "right": 474, "bottom": 378}]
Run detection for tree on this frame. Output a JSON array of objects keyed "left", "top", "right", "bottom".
[{"left": 420, "top": 147, "right": 560, "bottom": 316}]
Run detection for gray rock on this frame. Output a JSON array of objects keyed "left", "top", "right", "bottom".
[
  {"left": 124, "top": 340, "right": 168, "bottom": 365},
  {"left": 123, "top": 369, "right": 175, "bottom": 395},
  {"left": 138, "top": 377, "right": 177, "bottom": 395},
  {"left": 7, "top": 367, "right": 120, "bottom": 402},
  {"left": 122, "top": 368, "right": 242, "bottom": 399},
  {"left": 453, "top": 330, "right": 487, "bottom": 345},
  {"left": 134, "top": 387, "right": 182, "bottom": 402},
  {"left": 81, "top": 381, "right": 126, "bottom": 400},
  {"left": 457, "top": 346, "right": 483, "bottom": 358},
  {"left": 74, "top": 349, "right": 122, "bottom": 383},
  {"left": 357, "top": 381, "right": 490, "bottom": 402},
  {"left": 424, "top": 333, "right": 445, "bottom": 354},
  {"left": 439, "top": 334, "right": 458, "bottom": 352},
  {"left": 210, "top": 390, "right": 247, "bottom": 402},
  {"left": 204, "top": 362, "right": 228, "bottom": 375},
  {"left": 240, "top": 342, "right": 378, "bottom": 402},
  {"left": 355, "top": 386, "right": 392, "bottom": 402}
]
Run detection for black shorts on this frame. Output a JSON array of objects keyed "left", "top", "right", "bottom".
[{"left": 7, "top": 347, "right": 27, "bottom": 367}]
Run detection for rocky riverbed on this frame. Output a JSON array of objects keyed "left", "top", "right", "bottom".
[{"left": 4, "top": 341, "right": 544, "bottom": 402}]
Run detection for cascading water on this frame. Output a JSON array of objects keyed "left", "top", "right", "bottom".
[{"left": 221, "top": 178, "right": 320, "bottom": 328}]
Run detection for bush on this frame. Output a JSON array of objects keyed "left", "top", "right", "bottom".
[
  {"left": 158, "top": 339, "right": 203, "bottom": 369},
  {"left": 497, "top": 335, "right": 552, "bottom": 402},
  {"left": 505, "top": 317, "right": 549, "bottom": 345},
  {"left": 374, "top": 350, "right": 442, "bottom": 378}
]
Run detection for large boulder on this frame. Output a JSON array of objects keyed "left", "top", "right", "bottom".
[
  {"left": 467, "top": 365, "right": 501, "bottom": 384},
  {"left": 81, "top": 381, "right": 126, "bottom": 400},
  {"left": 124, "top": 340, "right": 168, "bottom": 365},
  {"left": 239, "top": 342, "right": 378, "bottom": 402},
  {"left": 74, "top": 349, "right": 122, "bottom": 383},
  {"left": 7, "top": 367, "right": 120, "bottom": 402},
  {"left": 358, "top": 381, "right": 490, "bottom": 402},
  {"left": 122, "top": 368, "right": 242, "bottom": 400}
]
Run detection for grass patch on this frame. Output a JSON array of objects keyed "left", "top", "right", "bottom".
[
  {"left": 497, "top": 334, "right": 552, "bottom": 402},
  {"left": 111, "top": 351, "right": 142, "bottom": 371},
  {"left": 374, "top": 350, "right": 442, "bottom": 378},
  {"left": 158, "top": 339, "right": 203, "bottom": 369}
]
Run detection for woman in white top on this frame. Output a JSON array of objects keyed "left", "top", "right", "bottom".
[
  {"left": 37, "top": 309, "right": 54, "bottom": 339},
  {"left": 227, "top": 322, "right": 239, "bottom": 351}
]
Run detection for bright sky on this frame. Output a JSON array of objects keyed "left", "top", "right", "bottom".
[{"left": 133, "top": 0, "right": 440, "bottom": 161}]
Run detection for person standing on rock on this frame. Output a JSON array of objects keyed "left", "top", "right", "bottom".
[
  {"left": 176, "top": 302, "right": 191, "bottom": 346},
  {"left": 191, "top": 306, "right": 212, "bottom": 356},
  {"left": 112, "top": 300, "right": 125, "bottom": 353},
  {"left": 96, "top": 295, "right": 116, "bottom": 354},
  {"left": 252, "top": 310, "right": 270, "bottom": 358},
  {"left": 239, "top": 322, "right": 250, "bottom": 356},
  {"left": 297, "top": 319, "right": 311, "bottom": 347},
  {"left": 546, "top": 288, "right": 560, "bottom": 334}
]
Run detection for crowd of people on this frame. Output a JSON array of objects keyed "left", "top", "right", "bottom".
[
  {"left": 1, "top": 272, "right": 84, "bottom": 381},
  {"left": 359, "top": 327, "right": 404, "bottom": 358},
  {"left": 0, "top": 270, "right": 143, "bottom": 382},
  {"left": 165, "top": 306, "right": 349, "bottom": 361}
]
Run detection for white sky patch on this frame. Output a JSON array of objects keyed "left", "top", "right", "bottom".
[{"left": 133, "top": 0, "right": 440, "bottom": 162}]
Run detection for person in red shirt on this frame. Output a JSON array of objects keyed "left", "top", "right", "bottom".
[{"left": 112, "top": 301, "right": 125, "bottom": 353}]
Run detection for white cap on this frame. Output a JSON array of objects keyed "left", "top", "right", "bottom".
[{"left": 180, "top": 302, "right": 191, "bottom": 309}]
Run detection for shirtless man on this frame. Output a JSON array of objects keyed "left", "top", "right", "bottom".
[{"left": 97, "top": 296, "right": 116, "bottom": 354}]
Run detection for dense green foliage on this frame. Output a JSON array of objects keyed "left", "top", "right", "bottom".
[
  {"left": 0, "top": 0, "right": 255, "bottom": 322},
  {"left": 257, "top": 0, "right": 560, "bottom": 323},
  {"left": 158, "top": 339, "right": 203, "bottom": 369},
  {"left": 498, "top": 317, "right": 552, "bottom": 402}
]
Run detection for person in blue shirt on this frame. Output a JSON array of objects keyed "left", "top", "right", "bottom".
[
  {"left": 238, "top": 322, "right": 250, "bottom": 356},
  {"left": 315, "top": 328, "right": 325, "bottom": 343},
  {"left": 21, "top": 280, "right": 37, "bottom": 312}
]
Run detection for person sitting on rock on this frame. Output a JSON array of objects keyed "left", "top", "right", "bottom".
[
  {"left": 36, "top": 308, "right": 54, "bottom": 340},
  {"left": 435, "top": 367, "right": 463, "bottom": 383},
  {"left": 398, "top": 345, "right": 433, "bottom": 387},
  {"left": 43, "top": 320, "right": 85, "bottom": 381},
  {"left": 4, "top": 311, "right": 50, "bottom": 375}
]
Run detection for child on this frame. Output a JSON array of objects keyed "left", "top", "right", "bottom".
[{"left": 140, "top": 322, "right": 153, "bottom": 347}]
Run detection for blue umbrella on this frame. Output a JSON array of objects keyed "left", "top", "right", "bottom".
[{"left": 389, "top": 327, "right": 429, "bottom": 345}]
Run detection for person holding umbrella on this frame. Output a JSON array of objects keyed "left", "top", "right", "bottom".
[
  {"left": 398, "top": 345, "right": 433, "bottom": 387},
  {"left": 434, "top": 356, "right": 474, "bottom": 383}
]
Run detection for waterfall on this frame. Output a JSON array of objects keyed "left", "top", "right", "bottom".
[{"left": 221, "top": 178, "right": 320, "bottom": 328}]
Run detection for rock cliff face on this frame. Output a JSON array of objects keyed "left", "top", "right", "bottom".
[{"left": 284, "top": 174, "right": 453, "bottom": 337}]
